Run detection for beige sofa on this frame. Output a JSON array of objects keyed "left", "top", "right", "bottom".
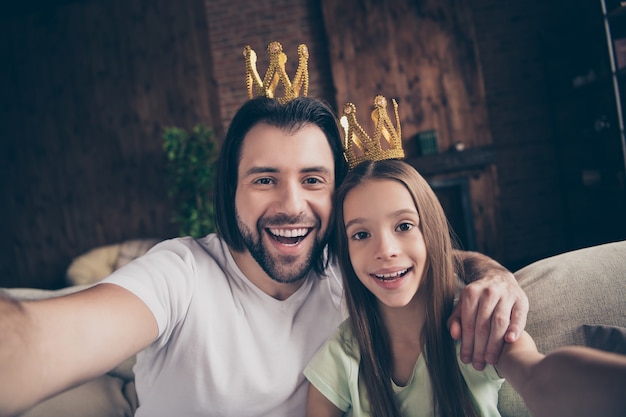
[{"left": 5, "top": 240, "right": 626, "bottom": 417}]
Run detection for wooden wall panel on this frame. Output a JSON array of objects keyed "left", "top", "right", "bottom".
[
  {"left": 320, "top": 0, "right": 492, "bottom": 153},
  {"left": 2, "top": 0, "right": 616, "bottom": 286},
  {"left": 1, "top": 0, "right": 222, "bottom": 288},
  {"left": 320, "top": 0, "right": 500, "bottom": 257}
]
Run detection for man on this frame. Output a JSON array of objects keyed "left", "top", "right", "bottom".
[{"left": 0, "top": 96, "right": 527, "bottom": 417}]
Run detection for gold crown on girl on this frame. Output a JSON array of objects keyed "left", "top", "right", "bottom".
[
  {"left": 341, "top": 95, "right": 405, "bottom": 169},
  {"left": 243, "top": 41, "right": 309, "bottom": 104}
]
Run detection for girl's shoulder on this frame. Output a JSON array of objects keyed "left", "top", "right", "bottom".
[{"left": 327, "top": 319, "right": 361, "bottom": 359}]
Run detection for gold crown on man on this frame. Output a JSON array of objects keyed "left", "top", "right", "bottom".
[
  {"left": 243, "top": 41, "right": 309, "bottom": 104},
  {"left": 341, "top": 95, "right": 405, "bottom": 169}
]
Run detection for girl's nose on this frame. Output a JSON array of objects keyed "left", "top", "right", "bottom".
[{"left": 374, "top": 232, "right": 400, "bottom": 260}]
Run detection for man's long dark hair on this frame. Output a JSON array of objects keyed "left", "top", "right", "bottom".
[
  {"left": 214, "top": 96, "right": 348, "bottom": 275},
  {"left": 333, "top": 159, "right": 480, "bottom": 417}
]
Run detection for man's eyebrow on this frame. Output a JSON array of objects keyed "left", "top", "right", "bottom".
[
  {"left": 302, "top": 166, "right": 332, "bottom": 175},
  {"left": 243, "top": 166, "right": 278, "bottom": 176},
  {"left": 243, "top": 166, "right": 332, "bottom": 176}
]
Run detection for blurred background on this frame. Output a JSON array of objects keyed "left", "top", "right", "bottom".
[{"left": 2, "top": 0, "right": 625, "bottom": 289}]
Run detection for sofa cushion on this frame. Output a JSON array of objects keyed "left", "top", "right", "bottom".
[
  {"left": 497, "top": 240, "right": 626, "bottom": 417},
  {"left": 18, "top": 375, "right": 135, "bottom": 417},
  {"left": 582, "top": 324, "right": 626, "bottom": 354},
  {"left": 65, "top": 239, "right": 159, "bottom": 286}
]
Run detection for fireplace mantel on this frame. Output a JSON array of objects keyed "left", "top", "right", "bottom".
[
  {"left": 405, "top": 146, "right": 495, "bottom": 177},
  {"left": 404, "top": 145, "right": 498, "bottom": 255}
]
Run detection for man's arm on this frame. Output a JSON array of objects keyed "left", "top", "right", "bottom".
[
  {"left": 448, "top": 250, "right": 529, "bottom": 370},
  {"left": 0, "top": 284, "right": 157, "bottom": 417}
]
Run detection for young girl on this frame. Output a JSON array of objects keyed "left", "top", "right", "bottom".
[{"left": 304, "top": 158, "right": 626, "bottom": 417}]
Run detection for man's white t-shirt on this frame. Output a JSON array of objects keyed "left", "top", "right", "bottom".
[{"left": 101, "top": 234, "right": 346, "bottom": 417}]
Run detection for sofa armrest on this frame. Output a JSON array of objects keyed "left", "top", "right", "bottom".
[
  {"left": 498, "top": 240, "right": 626, "bottom": 417},
  {"left": 18, "top": 376, "right": 135, "bottom": 417}
]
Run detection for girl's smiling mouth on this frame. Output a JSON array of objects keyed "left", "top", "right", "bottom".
[{"left": 372, "top": 267, "right": 412, "bottom": 282}]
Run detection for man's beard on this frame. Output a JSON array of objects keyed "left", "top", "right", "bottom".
[{"left": 237, "top": 213, "right": 325, "bottom": 284}]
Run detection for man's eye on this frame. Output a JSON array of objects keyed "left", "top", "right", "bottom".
[
  {"left": 304, "top": 177, "right": 322, "bottom": 185},
  {"left": 351, "top": 231, "right": 370, "bottom": 240},
  {"left": 253, "top": 178, "right": 274, "bottom": 185},
  {"left": 397, "top": 222, "right": 413, "bottom": 232}
]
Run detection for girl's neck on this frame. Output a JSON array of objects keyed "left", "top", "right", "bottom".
[
  {"left": 379, "top": 290, "right": 426, "bottom": 341},
  {"left": 379, "top": 291, "right": 427, "bottom": 386}
]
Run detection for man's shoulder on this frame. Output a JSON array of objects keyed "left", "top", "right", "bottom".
[
  {"left": 316, "top": 319, "right": 361, "bottom": 363},
  {"left": 323, "top": 259, "right": 344, "bottom": 283},
  {"left": 151, "top": 234, "right": 228, "bottom": 259},
  {"left": 310, "top": 260, "right": 345, "bottom": 311},
  {"left": 127, "top": 234, "right": 233, "bottom": 283}
]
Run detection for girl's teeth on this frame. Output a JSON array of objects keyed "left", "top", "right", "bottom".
[{"left": 375, "top": 269, "right": 408, "bottom": 280}]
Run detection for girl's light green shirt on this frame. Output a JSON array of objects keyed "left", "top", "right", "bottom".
[{"left": 304, "top": 320, "right": 504, "bottom": 417}]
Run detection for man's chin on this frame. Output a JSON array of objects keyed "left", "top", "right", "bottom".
[
  {"left": 244, "top": 229, "right": 321, "bottom": 283},
  {"left": 263, "top": 253, "right": 313, "bottom": 284}
]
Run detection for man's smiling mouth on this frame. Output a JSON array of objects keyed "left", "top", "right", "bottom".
[{"left": 267, "top": 228, "right": 311, "bottom": 245}]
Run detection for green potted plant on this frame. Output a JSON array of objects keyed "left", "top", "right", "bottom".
[{"left": 163, "top": 124, "right": 219, "bottom": 238}]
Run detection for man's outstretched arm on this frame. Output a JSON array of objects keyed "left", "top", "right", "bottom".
[
  {"left": 0, "top": 284, "right": 157, "bottom": 417},
  {"left": 448, "top": 250, "right": 529, "bottom": 371}
]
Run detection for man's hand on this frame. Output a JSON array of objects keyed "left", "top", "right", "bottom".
[{"left": 448, "top": 250, "right": 529, "bottom": 371}]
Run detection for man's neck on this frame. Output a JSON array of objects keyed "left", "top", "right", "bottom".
[{"left": 229, "top": 248, "right": 305, "bottom": 301}]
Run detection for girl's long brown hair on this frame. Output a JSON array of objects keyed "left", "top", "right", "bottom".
[{"left": 333, "top": 160, "right": 479, "bottom": 417}]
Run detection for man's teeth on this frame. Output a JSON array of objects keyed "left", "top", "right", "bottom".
[
  {"left": 375, "top": 269, "right": 408, "bottom": 280},
  {"left": 268, "top": 228, "right": 308, "bottom": 238}
]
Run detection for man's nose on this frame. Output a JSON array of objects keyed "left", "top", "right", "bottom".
[{"left": 278, "top": 181, "right": 306, "bottom": 215}]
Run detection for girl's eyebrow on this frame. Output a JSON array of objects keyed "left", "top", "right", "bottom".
[
  {"left": 344, "top": 217, "right": 365, "bottom": 230},
  {"left": 391, "top": 208, "right": 418, "bottom": 217},
  {"left": 344, "top": 209, "right": 418, "bottom": 230}
]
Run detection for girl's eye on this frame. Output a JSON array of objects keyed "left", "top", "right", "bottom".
[
  {"left": 396, "top": 222, "right": 413, "bottom": 232},
  {"left": 351, "top": 231, "right": 370, "bottom": 241}
]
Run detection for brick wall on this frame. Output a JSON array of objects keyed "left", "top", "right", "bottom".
[
  {"left": 204, "top": 0, "right": 336, "bottom": 131},
  {"left": 469, "top": 0, "right": 620, "bottom": 268},
  {"left": 469, "top": 0, "right": 569, "bottom": 268}
]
